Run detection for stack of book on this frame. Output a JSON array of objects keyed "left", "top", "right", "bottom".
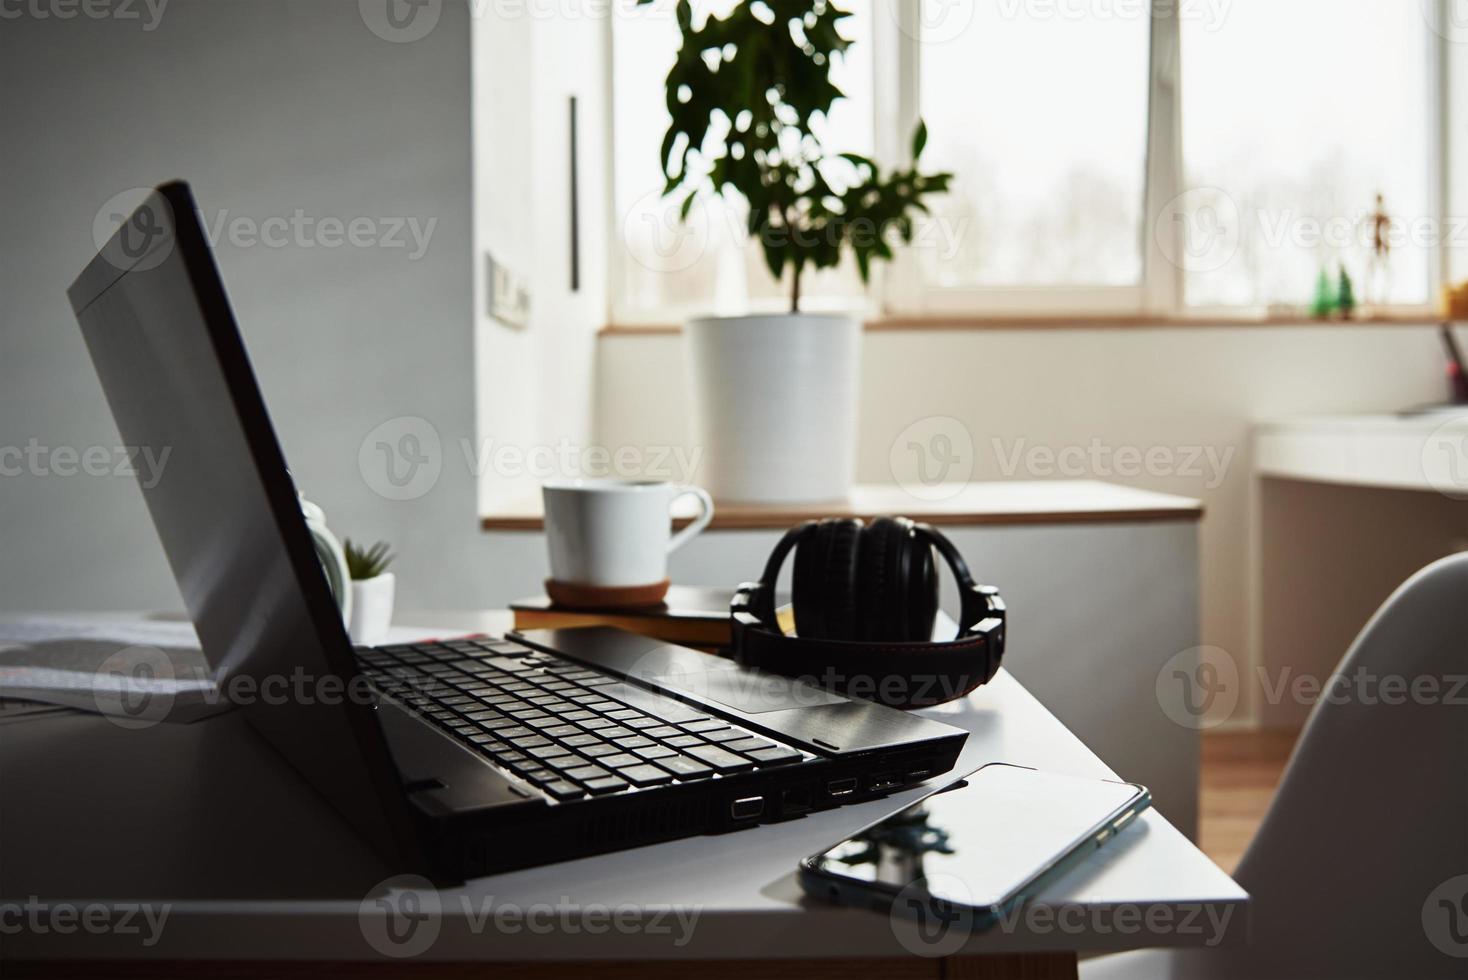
[{"left": 510, "top": 585, "right": 791, "bottom": 652}]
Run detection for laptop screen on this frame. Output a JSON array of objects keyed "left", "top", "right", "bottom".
[{"left": 68, "top": 182, "right": 419, "bottom": 868}]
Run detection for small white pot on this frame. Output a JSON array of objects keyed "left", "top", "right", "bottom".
[
  {"left": 685, "top": 313, "right": 861, "bottom": 503},
  {"left": 348, "top": 573, "right": 395, "bottom": 646}
]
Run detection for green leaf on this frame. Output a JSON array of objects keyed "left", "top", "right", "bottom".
[
  {"left": 762, "top": 237, "right": 786, "bottom": 281},
  {"left": 647, "top": 0, "right": 954, "bottom": 309},
  {"left": 344, "top": 539, "right": 394, "bottom": 581}
]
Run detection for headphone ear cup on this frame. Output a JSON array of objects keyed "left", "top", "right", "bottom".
[
  {"left": 905, "top": 537, "right": 940, "bottom": 641},
  {"left": 856, "top": 517, "right": 903, "bottom": 641},
  {"left": 793, "top": 518, "right": 862, "bottom": 641}
]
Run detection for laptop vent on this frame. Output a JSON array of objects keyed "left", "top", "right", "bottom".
[{"left": 576, "top": 797, "right": 712, "bottom": 848}]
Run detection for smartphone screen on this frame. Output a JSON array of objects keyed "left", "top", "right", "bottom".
[{"left": 804, "top": 764, "right": 1148, "bottom": 911}]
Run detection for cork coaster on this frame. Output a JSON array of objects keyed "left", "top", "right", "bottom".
[{"left": 544, "top": 578, "right": 671, "bottom": 610}]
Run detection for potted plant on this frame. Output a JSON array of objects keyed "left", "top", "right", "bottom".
[
  {"left": 641, "top": 0, "right": 951, "bottom": 502},
  {"left": 344, "top": 539, "right": 395, "bottom": 645}
]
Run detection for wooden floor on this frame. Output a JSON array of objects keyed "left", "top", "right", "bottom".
[{"left": 1197, "top": 730, "right": 1299, "bottom": 874}]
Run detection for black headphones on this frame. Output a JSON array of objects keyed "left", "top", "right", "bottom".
[{"left": 731, "top": 517, "right": 1006, "bottom": 709}]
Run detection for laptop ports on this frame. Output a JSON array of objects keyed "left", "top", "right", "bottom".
[
  {"left": 730, "top": 796, "right": 764, "bottom": 820},
  {"left": 780, "top": 786, "right": 812, "bottom": 814},
  {"left": 869, "top": 773, "right": 902, "bottom": 792},
  {"left": 826, "top": 777, "right": 858, "bottom": 798}
]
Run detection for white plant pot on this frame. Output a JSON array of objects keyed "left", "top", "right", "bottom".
[
  {"left": 685, "top": 313, "right": 861, "bottom": 504},
  {"left": 348, "top": 573, "right": 395, "bottom": 646}
]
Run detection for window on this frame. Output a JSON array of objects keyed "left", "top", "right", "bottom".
[
  {"left": 913, "top": 0, "right": 1151, "bottom": 292},
  {"left": 612, "top": 0, "right": 876, "bottom": 322},
  {"left": 1179, "top": 0, "right": 1436, "bottom": 311},
  {"left": 608, "top": 0, "right": 1455, "bottom": 323},
  {"left": 1438, "top": 3, "right": 1467, "bottom": 288}
]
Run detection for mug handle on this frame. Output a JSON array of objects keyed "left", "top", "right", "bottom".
[
  {"left": 667, "top": 486, "right": 715, "bottom": 554},
  {"left": 299, "top": 495, "right": 353, "bottom": 625}
]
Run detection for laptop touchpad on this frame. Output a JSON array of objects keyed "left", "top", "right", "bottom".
[{"left": 660, "top": 668, "right": 848, "bottom": 714}]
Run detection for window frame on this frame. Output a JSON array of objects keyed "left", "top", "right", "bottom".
[
  {"left": 876, "top": 0, "right": 1173, "bottom": 318},
  {"left": 604, "top": 0, "right": 1456, "bottom": 326}
]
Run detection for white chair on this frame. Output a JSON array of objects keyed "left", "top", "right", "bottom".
[{"left": 1085, "top": 552, "right": 1468, "bottom": 980}]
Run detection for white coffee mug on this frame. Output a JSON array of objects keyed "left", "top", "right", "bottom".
[{"left": 542, "top": 479, "right": 714, "bottom": 589}]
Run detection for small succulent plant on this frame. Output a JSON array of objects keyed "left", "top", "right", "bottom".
[{"left": 344, "top": 539, "right": 394, "bottom": 581}]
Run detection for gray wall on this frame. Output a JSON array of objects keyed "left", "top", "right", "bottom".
[{"left": 1, "top": 0, "right": 546, "bottom": 612}]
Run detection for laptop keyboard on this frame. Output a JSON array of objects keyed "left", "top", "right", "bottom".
[{"left": 355, "top": 637, "right": 811, "bottom": 803}]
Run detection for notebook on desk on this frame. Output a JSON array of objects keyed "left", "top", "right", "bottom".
[{"left": 510, "top": 586, "right": 793, "bottom": 650}]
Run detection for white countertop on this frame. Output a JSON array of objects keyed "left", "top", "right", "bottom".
[
  {"left": 482, "top": 480, "right": 1205, "bottom": 531},
  {"left": 1256, "top": 410, "right": 1468, "bottom": 493},
  {"left": 0, "top": 616, "right": 1245, "bottom": 962}
]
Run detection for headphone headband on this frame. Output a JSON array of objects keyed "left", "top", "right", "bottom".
[
  {"left": 748, "top": 520, "right": 818, "bottom": 627},
  {"left": 731, "top": 519, "right": 1006, "bottom": 709},
  {"left": 910, "top": 521, "right": 1006, "bottom": 642}
]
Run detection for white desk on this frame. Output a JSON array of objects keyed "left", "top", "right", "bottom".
[
  {"left": 1252, "top": 413, "right": 1468, "bottom": 726},
  {"left": 0, "top": 615, "right": 1244, "bottom": 975},
  {"left": 481, "top": 480, "right": 1204, "bottom": 530},
  {"left": 1256, "top": 411, "right": 1468, "bottom": 493},
  {"left": 484, "top": 481, "right": 1207, "bottom": 838}
]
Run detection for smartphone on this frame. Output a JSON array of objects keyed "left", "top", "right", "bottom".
[{"left": 799, "top": 763, "right": 1150, "bottom": 931}]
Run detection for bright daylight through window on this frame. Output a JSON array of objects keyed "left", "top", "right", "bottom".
[
  {"left": 613, "top": 0, "right": 875, "bottom": 321},
  {"left": 612, "top": 0, "right": 1450, "bottom": 321},
  {"left": 915, "top": 0, "right": 1151, "bottom": 291},
  {"left": 1179, "top": 0, "right": 1435, "bottom": 312}
]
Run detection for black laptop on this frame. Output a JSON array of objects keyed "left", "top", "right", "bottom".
[{"left": 67, "top": 181, "right": 968, "bottom": 880}]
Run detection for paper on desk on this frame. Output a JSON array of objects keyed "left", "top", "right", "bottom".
[
  {"left": 0, "top": 616, "right": 225, "bottom": 723},
  {"left": 0, "top": 616, "right": 469, "bottom": 725}
]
